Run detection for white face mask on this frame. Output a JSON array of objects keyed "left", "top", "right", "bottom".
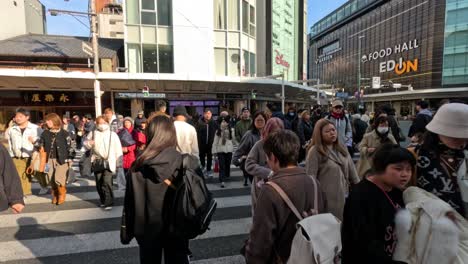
[
  {"left": 97, "top": 124, "right": 109, "bottom": 132},
  {"left": 377, "top": 127, "right": 389, "bottom": 134}
]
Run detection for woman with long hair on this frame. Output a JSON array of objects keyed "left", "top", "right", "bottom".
[
  {"left": 245, "top": 117, "right": 284, "bottom": 213},
  {"left": 305, "top": 119, "right": 360, "bottom": 220},
  {"left": 212, "top": 115, "right": 234, "bottom": 188},
  {"left": 121, "top": 115, "right": 190, "bottom": 264},
  {"left": 84, "top": 116, "right": 122, "bottom": 210},
  {"left": 232, "top": 111, "right": 268, "bottom": 186},
  {"left": 38, "top": 113, "right": 75, "bottom": 205},
  {"left": 357, "top": 116, "right": 397, "bottom": 178}
]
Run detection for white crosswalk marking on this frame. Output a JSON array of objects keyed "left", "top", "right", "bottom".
[{"left": 0, "top": 151, "right": 252, "bottom": 263}]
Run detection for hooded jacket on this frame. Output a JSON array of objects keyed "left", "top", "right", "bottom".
[{"left": 121, "top": 147, "right": 182, "bottom": 244}]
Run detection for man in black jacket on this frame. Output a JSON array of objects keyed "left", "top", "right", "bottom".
[
  {"left": 0, "top": 144, "right": 24, "bottom": 213},
  {"left": 408, "top": 100, "right": 432, "bottom": 137},
  {"left": 197, "top": 108, "right": 218, "bottom": 177}
]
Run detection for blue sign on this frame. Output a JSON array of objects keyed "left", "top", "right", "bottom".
[{"left": 336, "top": 92, "right": 349, "bottom": 98}]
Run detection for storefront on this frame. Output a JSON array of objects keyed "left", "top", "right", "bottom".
[{"left": 0, "top": 90, "right": 111, "bottom": 131}]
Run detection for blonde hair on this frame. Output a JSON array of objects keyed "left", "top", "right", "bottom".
[{"left": 309, "top": 118, "right": 348, "bottom": 157}]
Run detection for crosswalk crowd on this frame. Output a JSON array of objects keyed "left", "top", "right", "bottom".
[{"left": 1, "top": 98, "right": 467, "bottom": 264}]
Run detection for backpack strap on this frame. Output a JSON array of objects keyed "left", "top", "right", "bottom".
[{"left": 267, "top": 181, "right": 304, "bottom": 221}]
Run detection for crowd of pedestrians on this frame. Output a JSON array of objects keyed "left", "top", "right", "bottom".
[{"left": 1, "top": 98, "right": 467, "bottom": 264}]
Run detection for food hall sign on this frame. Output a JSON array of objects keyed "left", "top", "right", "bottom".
[{"left": 361, "top": 39, "right": 419, "bottom": 75}]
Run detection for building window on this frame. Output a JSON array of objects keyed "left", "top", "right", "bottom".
[
  {"left": 227, "top": 0, "right": 239, "bottom": 30},
  {"left": 215, "top": 48, "right": 227, "bottom": 76},
  {"left": 243, "top": 49, "right": 249, "bottom": 76},
  {"left": 141, "top": 11, "right": 156, "bottom": 25},
  {"left": 157, "top": 0, "right": 172, "bottom": 26},
  {"left": 142, "top": 0, "right": 155, "bottom": 10},
  {"left": 249, "top": 5, "right": 256, "bottom": 36},
  {"left": 126, "top": 0, "right": 140, "bottom": 24},
  {"left": 242, "top": 1, "right": 249, "bottom": 33},
  {"left": 143, "top": 45, "right": 158, "bottom": 73},
  {"left": 249, "top": 52, "right": 256, "bottom": 76},
  {"left": 158, "top": 45, "right": 174, "bottom": 73},
  {"left": 228, "top": 49, "right": 240, "bottom": 76},
  {"left": 214, "top": 0, "right": 226, "bottom": 29}
]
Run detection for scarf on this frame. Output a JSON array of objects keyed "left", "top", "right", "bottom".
[
  {"left": 416, "top": 144, "right": 465, "bottom": 216},
  {"left": 219, "top": 127, "right": 230, "bottom": 145},
  {"left": 331, "top": 111, "right": 344, "bottom": 120}
]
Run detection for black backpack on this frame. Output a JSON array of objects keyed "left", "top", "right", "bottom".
[{"left": 168, "top": 154, "right": 217, "bottom": 239}]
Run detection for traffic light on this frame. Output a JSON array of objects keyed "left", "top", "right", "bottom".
[{"left": 142, "top": 85, "right": 149, "bottom": 97}]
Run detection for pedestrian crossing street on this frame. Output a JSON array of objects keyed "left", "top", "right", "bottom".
[{"left": 0, "top": 152, "right": 251, "bottom": 264}]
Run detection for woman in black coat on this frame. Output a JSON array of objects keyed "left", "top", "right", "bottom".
[
  {"left": 297, "top": 110, "right": 314, "bottom": 162},
  {"left": 38, "top": 113, "right": 75, "bottom": 205},
  {"left": 121, "top": 115, "right": 189, "bottom": 264}
]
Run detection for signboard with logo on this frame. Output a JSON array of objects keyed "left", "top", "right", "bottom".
[
  {"left": 372, "top": 77, "right": 381, "bottom": 89},
  {"left": 271, "top": 0, "right": 298, "bottom": 81},
  {"left": 362, "top": 39, "right": 419, "bottom": 76}
]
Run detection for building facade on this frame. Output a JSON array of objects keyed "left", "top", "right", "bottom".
[
  {"left": 96, "top": 1, "right": 124, "bottom": 39},
  {"left": 121, "top": 0, "right": 310, "bottom": 117},
  {"left": 309, "top": 0, "right": 468, "bottom": 115},
  {"left": 0, "top": 0, "right": 46, "bottom": 40}
]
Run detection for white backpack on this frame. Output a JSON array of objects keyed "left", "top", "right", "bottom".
[
  {"left": 267, "top": 178, "right": 342, "bottom": 264},
  {"left": 393, "top": 187, "right": 468, "bottom": 264}
]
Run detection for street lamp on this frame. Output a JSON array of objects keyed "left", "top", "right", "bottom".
[{"left": 48, "top": 0, "right": 102, "bottom": 117}]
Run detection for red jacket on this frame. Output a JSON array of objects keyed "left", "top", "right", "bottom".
[{"left": 122, "top": 127, "right": 137, "bottom": 169}]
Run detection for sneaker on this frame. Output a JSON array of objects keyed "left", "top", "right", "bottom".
[
  {"left": 104, "top": 206, "right": 113, "bottom": 211},
  {"left": 207, "top": 171, "right": 214, "bottom": 178},
  {"left": 99, "top": 204, "right": 105, "bottom": 208},
  {"left": 220, "top": 182, "right": 225, "bottom": 188},
  {"left": 38, "top": 187, "right": 49, "bottom": 195}
]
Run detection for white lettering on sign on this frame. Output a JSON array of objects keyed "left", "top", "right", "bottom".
[{"left": 363, "top": 39, "right": 419, "bottom": 63}]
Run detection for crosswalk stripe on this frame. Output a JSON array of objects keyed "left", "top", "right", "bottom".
[
  {"left": 191, "top": 255, "right": 245, "bottom": 264},
  {"left": 0, "top": 195, "right": 251, "bottom": 228},
  {"left": 0, "top": 218, "right": 252, "bottom": 261}
]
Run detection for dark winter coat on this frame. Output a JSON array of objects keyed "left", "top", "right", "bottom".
[
  {"left": 297, "top": 119, "right": 313, "bottom": 146},
  {"left": 0, "top": 144, "right": 23, "bottom": 212},
  {"left": 244, "top": 167, "right": 327, "bottom": 263},
  {"left": 121, "top": 147, "right": 182, "bottom": 244},
  {"left": 353, "top": 118, "right": 368, "bottom": 144},
  {"left": 408, "top": 109, "right": 432, "bottom": 137},
  {"left": 134, "top": 116, "right": 147, "bottom": 129},
  {"left": 272, "top": 111, "right": 291, "bottom": 130},
  {"left": 232, "top": 130, "right": 261, "bottom": 166},
  {"left": 197, "top": 118, "right": 218, "bottom": 146},
  {"left": 39, "top": 129, "right": 75, "bottom": 165}
]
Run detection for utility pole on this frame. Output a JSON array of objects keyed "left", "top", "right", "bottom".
[{"left": 91, "top": 0, "right": 102, "bottom": 117}]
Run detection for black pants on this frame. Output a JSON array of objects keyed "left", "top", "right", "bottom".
[
  {"left": 138, "top": 237, "right": 189, "bottom": 264},
  {"left": 240, "top": 160, "right": 253, "bottom": 183},
  {"left": 199, "top": 144, "right": 213, "bottom": 172},
  {"left": 79, "top": 151, "right": 92, "bottom": 178},
  {"left": 217, "top": 152, "right": 232, "bottom": 182},
  {"left": 95, "top": 169, "right": 114, "bottom": 206}
]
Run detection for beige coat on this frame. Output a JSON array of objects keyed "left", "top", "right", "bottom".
[
  {"left": 305, "top": 146, "right": 360, "bottom": 221},
  {"left": 356, "top": 130, "right": 396, "bottom": 178}
]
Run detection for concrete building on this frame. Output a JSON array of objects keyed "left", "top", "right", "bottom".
[
  {"left": 0, "top": 0, "right": 46, "bottom": 40},
  {"left": 122, "top": 0, "right": 311, "bottom": 117},
  {"left": 309, "top": 0, "right": 468, "bottom": 115},
  {"left": 96, "top": 0, "right": 124, "bottom": 39}
]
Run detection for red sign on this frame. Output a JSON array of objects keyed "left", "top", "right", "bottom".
[{"left": 275, "top": 50, "right": 290, "bottom": 68}]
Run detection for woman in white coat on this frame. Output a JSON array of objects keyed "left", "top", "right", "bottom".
[{"left": 84, "top": 116, "right": 123, "bottom": 210}]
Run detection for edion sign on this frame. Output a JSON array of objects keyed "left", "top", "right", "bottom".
[{"left": 362, "top": 39, "right": 419, "bottom": 75}]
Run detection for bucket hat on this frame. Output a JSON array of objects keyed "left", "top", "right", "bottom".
[{"left": 426, "top": 103, "right": 468, "bottom": 139}]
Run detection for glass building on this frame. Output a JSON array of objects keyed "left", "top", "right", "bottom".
[
  {"left": 309, "top": 0, "right": 468, "bottom": 113},
  {"left": 442, "top": 0, "right": 468, "bottom": 85}
]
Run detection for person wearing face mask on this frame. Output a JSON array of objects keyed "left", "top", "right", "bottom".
[
  {"left": 84, "top": 116, "right": 123, "bottom": 210},
  {"left": 412, "top": 103, "right": 468, "bottom": 218},
  {"left": 212, "top": 115, "right": 234, "bottom": 188},
  {"left": 357, "top": 116, "right": 397, "bottom": 178},
  {"left": 342, "top": 144, "right": 415, "bottom": 264}
]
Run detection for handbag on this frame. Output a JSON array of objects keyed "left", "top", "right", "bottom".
[
  {"left": 267, "top": 179, "right": 342, "bottom": 264},
  {"left": 92, "top": 132, "right": 112, "bottom": 173},
  {"left": 27, "top": 147, "right": 50, "bottom": 187}
]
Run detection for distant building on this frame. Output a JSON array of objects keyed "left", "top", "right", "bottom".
[
  {"left": 0, "top": 0, "right": 46, "bottom": 40},
  {"left": 96, "top": 0, "right": 124, "bottom": 39}
]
